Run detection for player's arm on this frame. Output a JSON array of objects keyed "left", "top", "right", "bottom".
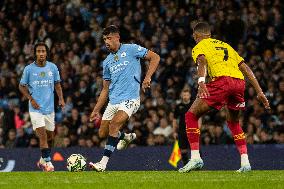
[
  {"left": 19, "top": 84, "right": 33, "bottom": 101},
  {"left": 90, "top": 80, "right": 110, "bottom": 121},
  {"left": 142, "top": 50, "right": 160, "bottom": 92},
  {"left": 18, "top": 84, "right": 40, "bottom": 109},
  {"left": 55, "top": 82, "right": 65, "bottom": 109},
  {"left": 239, "top": 62, "right": 270, "bottom": 109},
  {"left": 196, "top": 55, "right": 210, "bottom": 98}
]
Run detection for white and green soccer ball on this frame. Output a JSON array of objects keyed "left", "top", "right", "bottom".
[{"left": 67, "top": 154, "right": 87, "bottom": 172}]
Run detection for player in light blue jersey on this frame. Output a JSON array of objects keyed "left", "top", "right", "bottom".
[
  {"left": 89, "top": 25, "right": 160, "bottom": 171},
  {"left": 19, "top": 42, "right": 65, "bottom": 172}
]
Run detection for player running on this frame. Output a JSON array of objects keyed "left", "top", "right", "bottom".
[
  {"left": 89, "top": 25, "right": 160, "bottom": 172},
  {"left": 19, "top": 42, "right": 65, "bottom": 172},
  {"left": 179, "top": 22, "right": 270, "bottom": 173}
]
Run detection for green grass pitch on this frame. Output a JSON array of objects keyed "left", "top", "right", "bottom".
[{"left": 0, "top": 171, "right": 283, "bottom": 189}]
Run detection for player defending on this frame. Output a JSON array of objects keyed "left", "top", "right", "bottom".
[
  {"left": 89, "top": 25, "right": 160, "bottom": 171},
  {"left": 19, "top": 42, "right": 65, "bottom": 172},
  {"left": 179, "top": 22, "right": 270, "bottom": 173}
]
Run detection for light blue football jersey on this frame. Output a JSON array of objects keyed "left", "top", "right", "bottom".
[
  {"left": 20, "top": 61, "right": 61, "bottom": 114},
  {"left": 103, "top": 44, "right": 148, "bottom": 104}
]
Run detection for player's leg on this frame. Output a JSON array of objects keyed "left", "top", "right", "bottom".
[
  {"left": 41, "top": 112, "right": 56, "bottom": 171},
  {"left": 99, "top": 118, "right": 130, "bottom": 141},
  {"left": 226, "top": 78, "right": 250, "bottom": 172},
  {"left": 35, "top": 127, "right": 49, "bottom": 156},
  {"left": 46, "top": 130, "right": 54, "bottom": 164},
  {"left": 30, "top": 112, "right": 52, "bottom": 171},
  {"left": 46, "top": 130, "right": 54, "bottom": 148},
  {"left": 98, "top": 120, "right": 110, "bottom": 138},
  {"left": 43, "top": 130, "right": 55, "bottom": 171},
  {"left": 179, "top": 98, "right": 210, "bottom": 172},
  {"left": 35, "top": 127, "right": 54, "bottom": 171},
  {"left": 179, "top": 76, "right": 229, "bottom": 173},
  {"left": 89, "top": 110, "right": 129, "bottom": 171},
  {"left": 116, "top": 99, "right": 140, "bottom": 150},
  {"left": 187, "top": 99, "right": 210, "bottom": 157},
  {"left": 99, "top": 102, "right": 129, "bottom": 141},
  {"left": 226, "top": 108, "right": 251, "bottom": 172},
  {"left": 179, "top": 117, "right": 203, "bottom": 166}
]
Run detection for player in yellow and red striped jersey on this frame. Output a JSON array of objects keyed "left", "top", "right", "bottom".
[{"left": 179, "top": 22, "right": 270, "bottom": 173}]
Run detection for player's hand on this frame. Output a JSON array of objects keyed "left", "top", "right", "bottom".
[
  {"left": 142, "top": 76, "right": 151, "bottom": 92},
  {"left": 198, "top": 82, "right": 210, "bottom": 98},
  {"left": 30, "top": 98, "right": 40, "bottom": 109},
  {"left": 59, "top": 98, "right": 66, "bottom": 110},
  {"left": 90, "top": 110, "right": 101, "bottom": 122},
  {"left": 257, "top": 92, "right": 271, "bottom": 110}
]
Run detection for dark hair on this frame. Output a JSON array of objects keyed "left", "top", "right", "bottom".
[
  {"left": 181, "top": 88, "right": 191, "bottom": 93},
  {"left": 102, "top": 25, "right": 120, "bottom": 36},
  {"left": 193, "top": 22, "right": 211, "bottom": 35},
  {"left": 34, "top": 42, "right": 50, "bottom": 59}
]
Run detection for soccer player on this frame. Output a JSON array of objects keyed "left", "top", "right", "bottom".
[
  {"left": 89, "top": 25, "right": 160, "bottom": 172},
  {"left": 173, "top": 88, "right": 193, "bottom": 165},
  {"left": 19, "top": 42, "right": 65, "bottom": 172},
  {"left": 179, "top": 22, "right": 270, "bottom": 173}
]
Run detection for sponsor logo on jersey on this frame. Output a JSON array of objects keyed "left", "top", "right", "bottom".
[
  {"left": 32, "top": 80, "right": 53, "bottom": 87},
  {"left": 40, "top": 72, "right": 46, "bottom": 77},
  {"left": 109, "top": 61, "right": 129, "bottom": 74},
  {"left": 48, "top": 71, "right": 53, "bottom": 76}
]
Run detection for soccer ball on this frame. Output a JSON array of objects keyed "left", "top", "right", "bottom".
[{"left": 67, "top": 154, "right": 87, "bottom": 172}]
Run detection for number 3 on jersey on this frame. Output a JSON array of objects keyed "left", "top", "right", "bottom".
[{"left": 215, "top": 47, "right": 228, "bottom": 61}]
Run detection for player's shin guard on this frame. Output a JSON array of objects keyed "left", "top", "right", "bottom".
[
  {"left": 185, "top": 112, "right": 201, "bottom": 159},
  {"left": 227, "top": 121, "right": 247, "bottom": 155},
  {"left": 103, "top": 136, "right": 119, "bottom": 158}
]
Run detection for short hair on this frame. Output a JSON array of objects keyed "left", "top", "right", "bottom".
[
  {"left": 181, "top": 88, "right": 191, "bottom": 93},
  {"left": 193, "top": 22, "right": 211, "bottom": 35},
  {"left": 102, "top": 25, "right": 120, "bottom": 36}
]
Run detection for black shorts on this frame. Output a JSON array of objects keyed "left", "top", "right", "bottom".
[{"left": 177, "top": 129, "right": 189, "bottom": 149}]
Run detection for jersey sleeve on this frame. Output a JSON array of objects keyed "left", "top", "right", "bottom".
[
  {"left": 54, "top": 65, "right": 61, "bottom": 83},
  {"left": 20, "top": 67, "right": 29, "bottom": 85},
  {"left": 102, "top": 60, "right": 111, "bottom": 81},
  {"left": 227, "top": 45, "right": 245, "bottom": 65},
  {"left": 192, "top": 45, "right": 205, "bottom": 64},
  {"left": 235, "top": 52, "right": 244, "bottom": 64},
  {"left": 132, "top": 44, "right": 148, "bottom": 59}
]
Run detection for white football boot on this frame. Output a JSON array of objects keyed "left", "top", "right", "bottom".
[
  {"left": 89, "top": 162, "right": 106, "bottom": 172},
  {"left": 37, "top": 157, "right": 54, "bottom": 172},
  {"left": 117, "top": 133, "right": 136, "bottom": 150},
  {"left": 236, "top": 164, "right": 251, "bottom": 173},
  {"left": 178, "top": 158, "right": 204, "bottom": 173}
]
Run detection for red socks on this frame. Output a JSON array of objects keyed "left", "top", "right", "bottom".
[
  {"left": 227, "top": 121, "right": 247, "bottom": 154},
  {"left": 185, "top": 112, "right": 200, "bottom": 150},
  {"left": 185, "top": 112, "right": 247, "bottom": 155}
]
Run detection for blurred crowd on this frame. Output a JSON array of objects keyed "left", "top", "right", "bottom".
[{"left": 0, "top": 0, "right": 283, "bottom": 149}]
